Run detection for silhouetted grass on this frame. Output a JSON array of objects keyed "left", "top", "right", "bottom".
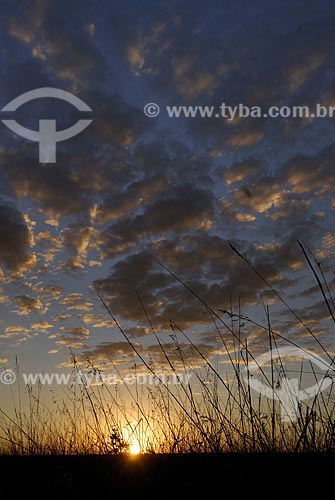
[{"left": 0, "top": 242, "right": 334, "bottom": 454}]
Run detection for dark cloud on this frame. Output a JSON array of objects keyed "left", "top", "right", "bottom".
[
  {"left": 94, "top": 233, "right": 305, "bottom": 333},
  {"left": 100, "top": 184, "right": 214, "bottom": 257},
  {"left": 97, "top": 175, "right": 169, "bottom": 224},
  {"left": 0, "top": 200, "right": 34, "bottom": 272},
  {"left": 220, "top": 158, "right": 265, "bottom": 186},
  {"left": 55, "top": 325, "right": 90, "bottom": 348},
  {"left": 82, "top": 338, "right": 220, "bottom": 372},
  {"left": 60, "top": 327, "right": 89, "bottom": 338},
  {"left": 4, "top": 158, "right": 90, "bottom": 217},
  {"left": 15, "top": 295, "right": 42, "bottom": 314},
  {"left": 6, "top": 0, "right": 108, "bottom": 86},
  {"left": 283, "top": 145, "right": 335, "bottom": 196},
  {"left": 82, "top": 341, "right": 138, "bottom": 361}
]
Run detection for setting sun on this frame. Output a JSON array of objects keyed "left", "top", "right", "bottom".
[{"left": 129, "top": 441, "right": 141, "bottom": 455}]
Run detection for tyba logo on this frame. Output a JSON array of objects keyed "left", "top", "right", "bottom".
[
  {"left": 243, "top": 346, "right": 334, "bottom": 422},
  {"left": 1, "top": 87, "right": 92, "bottom": 163}
]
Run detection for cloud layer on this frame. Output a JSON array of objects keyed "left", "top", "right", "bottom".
[{"left": 0, "top": 0, "right": 334, "bottom": 370}]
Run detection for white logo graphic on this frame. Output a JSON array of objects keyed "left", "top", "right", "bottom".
[
  {"left": 1, "top": 88, "right": 92, "bottom": 163},
  {"left": 243, "top": 346, "right": 334, "bottom": 421}
]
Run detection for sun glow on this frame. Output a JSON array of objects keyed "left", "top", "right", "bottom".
[{"left": 129, "top": 440, "right": 141, "bottom": 455}]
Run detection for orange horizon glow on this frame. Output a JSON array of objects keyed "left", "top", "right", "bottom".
[{"left": 129, "top": 440, "right": 141, "bottom": 455}]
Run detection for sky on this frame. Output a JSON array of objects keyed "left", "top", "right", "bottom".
[{"left": 0, "top": 0, "right": 335, "bottom": 404}]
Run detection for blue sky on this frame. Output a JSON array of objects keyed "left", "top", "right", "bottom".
[{"left": 0, "top": 0, "right": 334, "bottom": 397}]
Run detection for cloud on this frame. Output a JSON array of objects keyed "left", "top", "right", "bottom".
[
  {"left": 60, "top": 294, "right": 93, "bottom": 311},
  {"left": 100, "top": 184, "right": 214, "bottom": 258},
  {"left": 171, "top": 55, "right": 225, "bottom": 100},
  {"left": 230, "top": 177, "right": 285, "bottom": 214},
  {"left": 7, "top": 0, "right": 108, "bottom": 85},
  {"left": 7, "top": 0, "right": 46, "bottom": 45},
  {"left": 279, "top": 21, "right": 334, "bottom": 95},
  {"left": 56, "top": 326, "right": 90, "bottom": 348},
  {"left": 60, "top": 327, "right": 89, "bottom": 338},
  {"left": 4, "top": 325, "right": 28, "bottom": 333},
  {"left": 0, "top": 287, "right": 8, "bottom": 304},
  {"left": 36, "top": 231, "right": 62, "bottom": 264},
  {"left": 79, "top": 314, "right": 114, "bottom": 328},
  {"left": 90, "top": 92, "right": 148, "bottom": 149},
  {"left": 83, "top": 341, "right": 136, "bottom": 360},
  {"left": 61, "top": 204, "right": 99, "bottom": 269},
  {"left": 1, "top": 325, "right": 28, "bottom": 339},
  {"left": 15, "top": 295, "right": 43, "bottom": 315},
  {"left": 97, "top": 175, "right": 169, "bottom": 225},
  {"left": 0, "top": 200, "right": 36, "bottom": 273},
  {"left": 286, "top": 52, "right": 326, "bottom": 94},
  {"left": 30, "top": 321, "right": 53, "bottom": 331},
  {"left": 94, "top": 235, "right": 294, "bottom": 330},
  {"left": 82, "top": 337, "right": 221, "bottom": 373},
  {"left": 221, "top": 158, "right": 264, "bottom": 186},
  {"left": 6, "top": 162, "right": 92, "bottom": 217},
  {"left": 283, "top": 146, "right": 335, "bottom": 196},
  {"left": 34, "top": 285, "right": 62, "bottom": 298},
  {"left": 8, "top": 21, "right": 35, "bottom": 44},
  {"left": 235, "top": 213, "right": 256, "bottom": 222},
  {"left": 88, "top": 260, "right": 102, "bottom": 267}
]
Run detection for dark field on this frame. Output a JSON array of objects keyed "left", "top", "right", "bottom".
[{"left": 0, "top": 453, "right": 333, "bottom": 499}]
